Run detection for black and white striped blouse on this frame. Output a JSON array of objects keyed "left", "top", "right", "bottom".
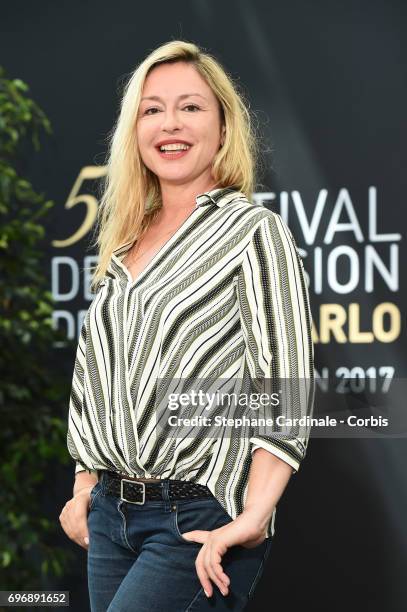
[{"left": 67, "top": 186, "right": 314, "bottom": 537}]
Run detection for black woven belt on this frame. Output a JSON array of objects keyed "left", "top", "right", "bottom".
[{"left": 100, "top": 470, "right": 213, "bottom": 505}]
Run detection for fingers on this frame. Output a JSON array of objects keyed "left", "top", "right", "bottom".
[
  {"left": 59, "top": 495, "right": 90, "bottom": 550},
  {"left": 210, "top": 549, "right": 230, "bottom": 590},
  {"left": 195, "top": 537, "right": 230, "bottom": 598},
  {"left": 203, "top": 543, "right": 229, "bottom": 596},
  {"left": 195, "top": 552, "right": 213, "bottom": 598}
]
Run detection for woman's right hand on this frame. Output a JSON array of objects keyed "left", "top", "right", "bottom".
[{"left": 59, "top": 485, "right": 94, "bottom": 550}]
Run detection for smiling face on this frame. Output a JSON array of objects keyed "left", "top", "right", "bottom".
[{"left": 136, "top": 61, "right": 225, "bottom": 191}]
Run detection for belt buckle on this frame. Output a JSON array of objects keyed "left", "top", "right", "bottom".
[{"left": 120, "top": 479, "right": 146, "bottom": 505}]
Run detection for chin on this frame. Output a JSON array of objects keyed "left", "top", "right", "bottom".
[{"left": 155, "top": 171, "right": 196, "bottom": 183}]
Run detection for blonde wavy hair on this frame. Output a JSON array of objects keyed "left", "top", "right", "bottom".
[{"left": 89, "top": 39, "right": 260, "bottom": 291}]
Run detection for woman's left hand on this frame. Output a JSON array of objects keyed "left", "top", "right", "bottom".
[{"left": 180, "top": 508, "right": 269, "bottom": 598}]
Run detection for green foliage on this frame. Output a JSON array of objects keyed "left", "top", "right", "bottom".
[{"left": 0, "top": 66, "right": 75, "bottom": 592}]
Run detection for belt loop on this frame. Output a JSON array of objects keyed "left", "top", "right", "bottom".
[{"left": 162, "top": 479, "right": 171, "bottom": 512}]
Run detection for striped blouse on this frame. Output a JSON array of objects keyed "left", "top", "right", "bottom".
[{"left": 67, "top": 186, "right": 314, "bottom": 538}]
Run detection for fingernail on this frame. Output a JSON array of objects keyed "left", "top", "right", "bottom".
[
  {"left": 204, "top": 590, "right": 210, "bottom": 597},
  {"left": 84, "top": 537, "right": 89, "bottom": 545}
]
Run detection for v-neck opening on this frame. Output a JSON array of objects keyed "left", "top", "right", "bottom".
[{"left": 112, "top": 205, "right": 203, "bottom": 288}]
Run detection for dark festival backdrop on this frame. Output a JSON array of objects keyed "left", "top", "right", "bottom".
[{"left": 1, "top": 0, "right": 406, "bottom": 610}]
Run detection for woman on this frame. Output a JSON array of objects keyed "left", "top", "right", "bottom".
[{"left": 59, "top": 40, "right": 314, "bottom": 611}]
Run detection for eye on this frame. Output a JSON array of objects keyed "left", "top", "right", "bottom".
[
  {"left": 183, "top": 104, "right": 200, "bottom": 112},
  {"left": 143, "top": 107, "right": 161, "bottom": 115}
]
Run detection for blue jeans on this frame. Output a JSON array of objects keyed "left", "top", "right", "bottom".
[{"left": 87, "top": 473, "right": 272, "bottom": 611}]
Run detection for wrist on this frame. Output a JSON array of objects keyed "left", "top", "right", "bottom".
[
  {"left": 240, "top": 505, "right": 272, "bottom": 535},
  {"left": 73, "top": 485, "right": 94, "bottom": 498}
]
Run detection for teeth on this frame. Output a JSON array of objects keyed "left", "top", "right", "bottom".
[{"left": 159, "top": 143, "right": 190, "bottom": 151}]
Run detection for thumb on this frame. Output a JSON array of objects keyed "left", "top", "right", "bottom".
[{"left": 181, "top": 530, "right": 210, "bottom": 544}]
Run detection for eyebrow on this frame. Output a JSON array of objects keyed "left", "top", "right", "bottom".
[{"left": 140, "top": 93, "right": 208, "bottom": 102}]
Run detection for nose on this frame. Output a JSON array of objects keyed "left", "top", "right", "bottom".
[{"left": 160, "top": 108, "right": 183, "bottom": 132}]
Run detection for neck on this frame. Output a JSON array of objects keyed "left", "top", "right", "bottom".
[{"left": 158, "top": 177, "right": 220, "bottom": 221}]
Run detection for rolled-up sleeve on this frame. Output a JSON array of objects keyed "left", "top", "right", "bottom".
[
  {"left": 67, "top": 318, "right": 97, "bottom": 475},
  {"left": 236, "top": 213, "right": 315, "bottom": 473}
]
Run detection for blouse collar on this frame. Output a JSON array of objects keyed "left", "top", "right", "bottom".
[{"left": 112, "top": 186, "right": 247, "bottom": 258}]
